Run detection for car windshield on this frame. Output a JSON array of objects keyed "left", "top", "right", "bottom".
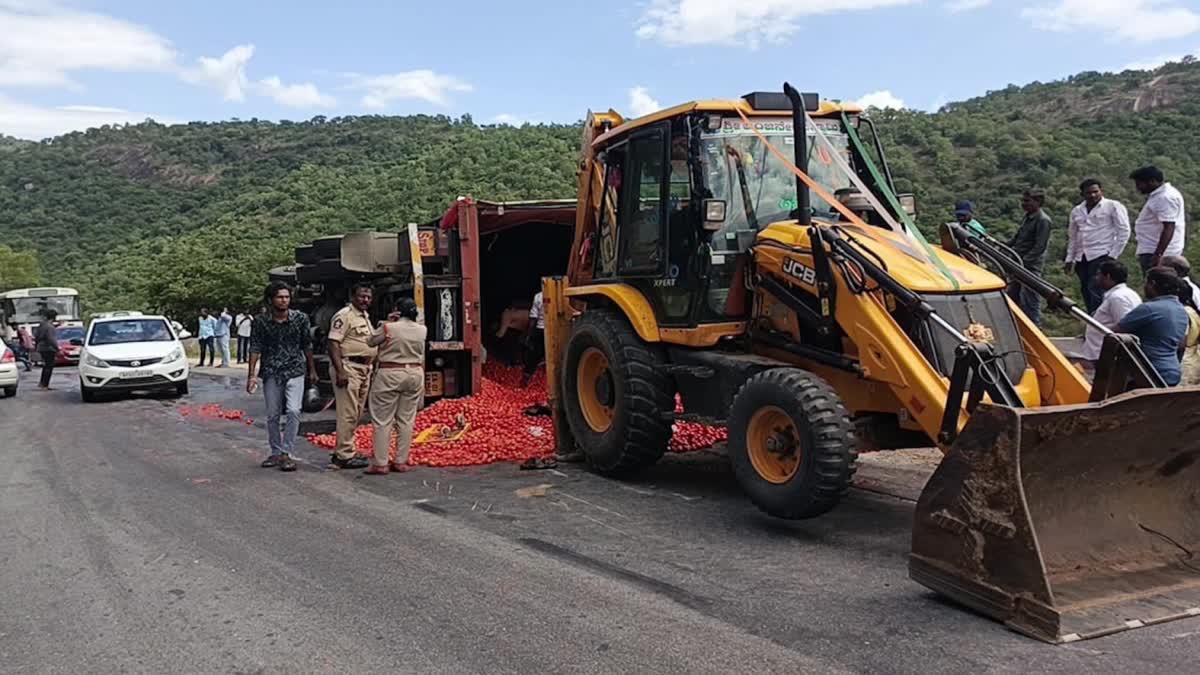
[
  {"left": 699, "top": 116, "right": 854, "bottom": 252},
  {"left": 9, "top": 296, "right": 81, "bottom": 324},
  {"left": 57, "top": 327, "right": 85, "bottom": 342},
  {"left": 89, "top": 319, "right": 173, "bottom": 345}
]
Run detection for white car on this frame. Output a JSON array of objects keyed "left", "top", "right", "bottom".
[
  {"left": 78, "top": 314, "right": 189, "bottom": 402},
  {"left": 0, "top": 343, "right": 18, "bottom": 398}
]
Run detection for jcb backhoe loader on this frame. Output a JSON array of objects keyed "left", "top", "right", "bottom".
[{"left": 541, "top": 85, "right": 1200, "bottom": 643}]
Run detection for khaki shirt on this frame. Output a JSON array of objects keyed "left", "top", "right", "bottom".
[
  {"left": 375, "top": 318, "right": 427, "bottom": 365},
  {"left": 328, "top": 305, "right": 378, "bottom": 359}
]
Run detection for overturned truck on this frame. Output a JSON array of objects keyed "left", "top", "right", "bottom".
[{"left": 279, "top": 198, "right": 575, "bottom": 410}]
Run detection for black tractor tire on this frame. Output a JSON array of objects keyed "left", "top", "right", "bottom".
[
  {"left": 562, "top": 308, "right": 674, "bottom": 476},
  {"left": 728, "top": 368, "right": 857, "bottom": 520},
  {"left": 175, "top": 380, "right": 190, "bottom": 398}
]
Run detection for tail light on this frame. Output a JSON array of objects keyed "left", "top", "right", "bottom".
[{"left": 1, "top": 348, "right": 13, "bottom": 364}]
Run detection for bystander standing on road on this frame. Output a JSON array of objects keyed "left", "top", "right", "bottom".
[
  {"left": 1064, "top": 179, "right": 1130, "bottom": 314},
  {"left": 1117, "top": 267, "right": 1189, "bottom": 386},
  {"left": 247, "top": 282, "right": 317, "bottom": 472},
  {"left": 1131, "top": 166, "right": 1186, "bottom": 273},
  {"left": 364, "top": 297, "right": 426, "bottom": 475},
  {"left": 33, "top": 310, "right": 59, "bottom": 390},
  {"left": 1081, "top": 260, "right": 1141, "bottom": 366},
  {"left": 1007, "top": 188, "right": 1053, "bottom": 326},
  {"left": 197, "top": 308, "right": 216, "bottom": 367},
  {"left": 953, "top": 200, "right": 987, "bottom": 237},
  {"left": 235, "top": 308, "right": 253, "bottom": 363},
  {"left": 215, "top": 307, "right": 233, "bottom": 368},
  {"left": 522, "top": 289, "right": 545, "bottom": 387},
  {"left": 327, "top": 282, "right": 376, "bottom": 470}
]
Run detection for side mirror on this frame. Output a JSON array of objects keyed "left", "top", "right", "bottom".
[
  {"left": 898, "top": 193, "right": 917, "bottom": 217},
  {"left": 70, "top": 338, "right": 84, "bottom": 346},
  {"left": 702, "top": 199, "right": 727, "bottom": 231}
]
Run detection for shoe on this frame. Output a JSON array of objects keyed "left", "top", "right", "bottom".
[
  {"left": 388, "top": 462, "right": 410, "bottom": 473},
  {"left": 330, "top": 455, "right": 369, "bottom": 470},
  {"left": 365, "top": 464, "right": 390, "bottom": 475},
  {"left": 261, "top": 454, "right": 281, "bottom": 468},
  {"left": 278, "top": 455, "right": 297, "bottom": 472}
]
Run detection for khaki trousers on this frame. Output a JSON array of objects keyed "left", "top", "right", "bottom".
[
  {"left": 368, "top": 367, "right": 424, "bottom": 467},
  {"left": 333, "top": 361, "right": 372, "bottom": 460}
]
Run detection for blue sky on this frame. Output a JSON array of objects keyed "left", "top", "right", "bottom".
[{"left": 1, "top": 0, "right": 1199, "bottom": 139}]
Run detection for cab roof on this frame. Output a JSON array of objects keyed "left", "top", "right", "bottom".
[{"left": 593, "top": 98, "right": 863, "bottom": 147}]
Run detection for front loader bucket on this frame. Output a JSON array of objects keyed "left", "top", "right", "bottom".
[{"left": 910, "top": 388, "right": 1200, "bottom": 643}]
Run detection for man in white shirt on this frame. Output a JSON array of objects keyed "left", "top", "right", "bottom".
[
  {"left": 1131, "top": 166, "right": 1186, "bottom": 272},
  {"left": 1064, "top": 179, "right": 1130, "bottom": 313},
  {"left": 1082, "top": 260, "right": 1142, "bottom": 363},
  {"left": 522, "top": 290, "right": 545, "bottom": 387}
]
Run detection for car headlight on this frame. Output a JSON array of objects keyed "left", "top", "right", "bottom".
[
  {"left": 84, "top": 353, "right": 109, "bottom": 368},
  {"left": 167, "top": 347, "right": 184, "bottom": 363}
]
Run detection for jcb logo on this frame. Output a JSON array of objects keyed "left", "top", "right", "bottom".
[{"left": 783, "top": 258, "right": 817, "bottom": 287}]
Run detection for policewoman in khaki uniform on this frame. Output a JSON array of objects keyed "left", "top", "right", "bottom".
[
  {"left": 363, "top": 297, "right": 427, "bottom": 475},
  {"left": 326, "top": 282, "right": 377, "bottom": 469}
]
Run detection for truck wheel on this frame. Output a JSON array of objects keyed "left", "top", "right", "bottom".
[
  {"left": 562, "top": 308, "right": 673, "bottom": 476},
  {"left": 728, "top": 368, "right": 857, "bottom": 519}
]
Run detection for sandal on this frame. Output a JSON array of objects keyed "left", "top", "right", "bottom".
[
  {"left": 388, "top": 462, "right": 410, "bottom": 473},
  {"left": 278, "top": 455, "right": 297, "bottom": 472},
  {"left": 261, "top": 454, "right": 281, "bottom": 468},
  {"left": 365, "top": 464, "right": 390, "bottom": 475}
]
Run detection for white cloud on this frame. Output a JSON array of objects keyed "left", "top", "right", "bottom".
[
  {"left": 1121, "top": 51, "right": 1198, "bottom": 71},
  {"left": 855, "top": 90, "right": 905, "bottom": 110},
  {"left": 490, "top": 113, "right": 544, "bottom": 126},
  {"left": 1022, "top": 0, "right": 1200, "bottom": 42},
  {"left": 255, "top": 76, "right": 336, "bottom": 108},
  {"left": 636, "top": 0, "right": 918, "bottom": 48},
  {"left": 181, "top": 44, "right": 253, "bottom": 102},
  {"left": 0, "top": 0, "right": 177, "bottom": 88},
  {"left": 944, "top": 0, "right": 989, "bottom": 12},
  {"left": 628, "top": 86, "right": 661, "bottom": 117},
  {"left": 0, "top": 94, "right": 173, "bottom": 140},
  {"left": 344, "top": 70, "right": 472, "bottom": 109}
]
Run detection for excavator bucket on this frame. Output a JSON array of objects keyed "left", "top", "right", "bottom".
[{"left": 910, "top": 388, "right": 1200, "bottom": 643}]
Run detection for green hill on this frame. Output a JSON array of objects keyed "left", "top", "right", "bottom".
[{"left": 1, "top": 60, "right": 1198, "bottom": 332}]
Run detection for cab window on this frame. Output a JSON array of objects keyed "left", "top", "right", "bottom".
[{"left": 616, "top": 127, "right": 668, "bottom": 276}]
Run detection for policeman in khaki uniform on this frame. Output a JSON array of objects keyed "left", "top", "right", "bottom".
[
  {"left": 326, "top": 282, "right": 377, "bottom": 469},
  {"left": 363, "top": 298, "right": 427, "bottom": 475}
]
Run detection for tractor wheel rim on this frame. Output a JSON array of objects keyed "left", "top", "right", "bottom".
[
  {"left": 577, "top": 347, "right": 614, "bottom": 432},
  {"left": 746, "top": 406, "right": 801, "bottom": 484}
]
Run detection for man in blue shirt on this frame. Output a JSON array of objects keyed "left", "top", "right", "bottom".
[
  {"left": 1117, "top": 267, "right": 1189, "bottom": 386},
  {"left": 197, "top": 307, "right": 217, "bottom": 367}
]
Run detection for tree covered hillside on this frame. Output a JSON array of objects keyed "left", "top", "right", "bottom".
[{"left": 1, "top": 60, "right": 1198, "bottom": 332}]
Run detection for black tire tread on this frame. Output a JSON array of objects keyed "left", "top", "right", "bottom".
[
  {"left": 563, "top": 308, "right": 673, "bottom": 476},
  {"left": 729, "top": 368, "right": 857, "bottom": 519}
]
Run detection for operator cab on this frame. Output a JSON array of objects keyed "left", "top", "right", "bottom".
[{"left": 586, "top": 92, "right": 911, "bottom": 329}]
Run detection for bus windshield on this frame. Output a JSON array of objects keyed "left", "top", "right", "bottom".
[
  {"left": 7, "top": 295, "right": 81, "bottom": 324},
  {"left": 699, "top": 116, "right": 854, "bottom": 246}
]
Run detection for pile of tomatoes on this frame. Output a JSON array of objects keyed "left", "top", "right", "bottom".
[{"left": 303, "top": 362, "right": 726, "bottom": 468}]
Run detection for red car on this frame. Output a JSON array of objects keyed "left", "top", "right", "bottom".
[{"left": 55, "top": 325, "right": 85, "bottom": 366}]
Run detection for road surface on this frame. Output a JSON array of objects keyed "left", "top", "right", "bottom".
[{"left": 1, "top": 367, "right": 1196, "bottom": 674}]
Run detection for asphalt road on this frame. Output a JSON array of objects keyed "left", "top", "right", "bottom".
[{"left": 1, "top": 367, "right": 1197, "bottom": 674}]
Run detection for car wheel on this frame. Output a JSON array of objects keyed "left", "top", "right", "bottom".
[
  {"left": 174, "top": 380, "right": 189, "bottom": 398},
  {"left": 80, "top": 384, "right": 98, "bottom": 403},
  {"left": 3, "top": 386, "right": 15, "bottom": 398}
]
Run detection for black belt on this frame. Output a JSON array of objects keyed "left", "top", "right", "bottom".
[{"left": 345, "top": 355, "right": 372, "bottom": 365}]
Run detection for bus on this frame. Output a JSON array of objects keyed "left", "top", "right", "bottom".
[{"left": 0, "top": 287, "right": 84, "bottom": 339}]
